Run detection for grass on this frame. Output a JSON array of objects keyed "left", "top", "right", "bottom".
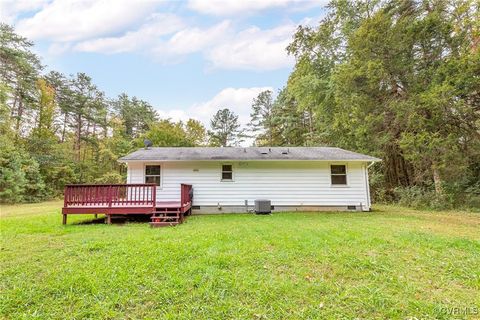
[{"left": 1, "top": 201, "right": 479, "bottom": 319}]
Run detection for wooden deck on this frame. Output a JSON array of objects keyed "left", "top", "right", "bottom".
[{"left": 62, "top": 183, "right": 192, "bottom": 227}]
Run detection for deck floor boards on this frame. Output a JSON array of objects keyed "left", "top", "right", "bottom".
[{"left": 64, "top": 201, "right": 182, "bottom": 209}]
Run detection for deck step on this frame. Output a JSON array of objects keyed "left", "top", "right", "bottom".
[
  {"left": 154, "top": 215, "right": 180, "bottom": 217},
  {"left": 155, "top": 212, "right": 181, "bottom": 215},
  {"left": 151, "top": 216, "right": 181, "bottom": 221},
  {"left": 150, "top": 221, "right": 179, "bottom": 227}
]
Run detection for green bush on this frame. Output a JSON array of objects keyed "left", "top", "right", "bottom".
[
  {"left": 392, "top": 185, "right": 480, "bottom": 211},
  {"left": 22, "top": 157, "right": 47, "bottom": 202},
  {"left": 369, "top": 170, "right": 395, "bottom": 203},
  {"left": 460, "top": 182, "right": 480, "bottom": 210},
  {"left": 43, "top": 165, "right": 78, "bottom": 197},
  {"left": 94, "top": 172, "right": 125, "bottom": 184},
  {"left": 0, "top": 144, "right": 46, "bottom": 203},
  {"left": 0, "top": 148, "right": 27, "bottom": 203},
  {"left": 394, "top": 186, "right": 446, "bottom": 210}
]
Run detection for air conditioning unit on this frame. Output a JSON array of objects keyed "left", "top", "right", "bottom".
[{"left": 255, "top": 199, "right": 271, "bottom": 214}]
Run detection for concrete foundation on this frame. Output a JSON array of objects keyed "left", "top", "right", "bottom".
[{"left": 192, "top": 205, "right": 368, "bottom": 214}]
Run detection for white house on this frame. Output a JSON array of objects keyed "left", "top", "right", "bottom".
[{"left": 118, "top": 147, "right": 380, "bottom": 213}]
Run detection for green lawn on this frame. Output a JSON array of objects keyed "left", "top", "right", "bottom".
[{"left": 1, "top": 201, "right": 479, "bottom": 319}]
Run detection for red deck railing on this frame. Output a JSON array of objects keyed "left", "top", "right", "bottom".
[
  {"left": 62, "top": 183, "right": 194, "bottom": 225},
  {"left": 63, "top": 184, "right": 157, "bottom": 208}
]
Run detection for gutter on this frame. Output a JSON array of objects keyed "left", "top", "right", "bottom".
[
  {"left": 364, "top": 160, "right": 380, "bottom": 210},
  {"left": 118, "top": 158, "right": 382, "bottom": 163},
  {"left": 367, "top": 161, "right": 378, "bottom": 169}
]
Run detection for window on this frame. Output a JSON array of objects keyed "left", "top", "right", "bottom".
[
  {"left": 221, "top": 164, "right": 233, "bottom": 181},
  {"left": 145, "top": 165, "right": 161, "bottom": 186},
  {"left": 331, "top": 165, "right": 347, "bottom": 185}
]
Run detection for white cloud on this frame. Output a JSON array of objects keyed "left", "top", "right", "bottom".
[
  {"left": 15, "top": 0, "right": 162, "bottom": 42},
  {"left": 191, "top": 87, "right": 273, "bottom": 125},
  {"left": 156, "top": 109, "right": 189, "bottom": 122},
  {"left": 161, "top": 20, "right": 231, "bottom": 55},
  {"left": 73, "top": 18, "right": 228, "bottom": 60},
  {"left": 9, "top": 0, "right": 309, "bottom": 71},
  {"left": 0, "top": 0, "right": 48, "bottom": 24},
  {"left": 47, "top": 42, "right": 72, "bottom": 56},
  {"left": 206, "top": 24, "right": 295, "bottom": 70},
  {"left": 188, "top": 0, "right": 325, "bottom": 16},
  {"left": 73, "top": 14, "right": 185, "bottom": 54},
  {"left": 151, "top": 21, "right": 296, "bottom": 70},
  {"left": 157, "top": 87, "right": 273, "bottom": 127}
]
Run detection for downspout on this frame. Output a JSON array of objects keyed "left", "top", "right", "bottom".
[{"left": 364, "top": 161, "right": 375, "bottom": 211}]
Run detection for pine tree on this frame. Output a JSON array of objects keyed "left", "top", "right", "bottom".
[
  {"left": 249, "top": 90, "right": 278, "bottom": 146},
  {"left": 208, "top": 108, "right": 243, "bottom": 147}
]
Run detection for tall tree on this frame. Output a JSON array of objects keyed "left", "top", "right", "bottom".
[
  {"left": 271, "top": 88, "right": 308, "bottom": 146},
  {"left": 44, "top": 71, "right": 70, "bottom": 142},
  {"left": 113, "top": 93, "right": 158, "bottom": 138},
  {"left": 0, "top": 82, "right": 13, "bottom": 140},
  {"left": 143, "top": 119, "right": 194, "bottom": 147},
  {"left": 249, "top": 90, "right": 278, "bottom": 146},
  {"left": 185, "top": 119, "right": 207, "bottom": 146},
  {"left": 68, "top": 73, "right": 105, "bottom": 162},
  {"left": 0, "top": 23, "right": 42, "bottom": 138},
  {"left": 208, "top": 108, "right": 243, "bottom": 147},
  {"left": 27, "top": 78, "right": 58, "bottom": 179},
  {"left": 286, "top": 0, "right": 480, "bottom": 201},
  {"left": 32, "top": 78, "right": 56, "bottom": 139}
]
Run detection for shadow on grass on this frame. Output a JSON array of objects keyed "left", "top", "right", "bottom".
[
  {"left": 73, "top": 214, "right": 152, "bottom": 225},
  {"left": 74, "top": 217, "right": 106, "bottom": 225}
]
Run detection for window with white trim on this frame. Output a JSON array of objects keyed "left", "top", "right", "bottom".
[
  {"left": 331, "top": 165, "right": 347, "bottom": 185},
  {"left": 221, "top": 164, "right": 233, "bottom": 181},
  {"left": 145, "top": 165, "right": 161, "bottom": 186}
]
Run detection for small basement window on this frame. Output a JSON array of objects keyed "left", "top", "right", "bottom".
[
  {"left": 331, "top": 165, "right": 347, "bottom": 185},
  {"left": 145, "top": 165, "right": 161, "bottom": 186},
  {"left": 221, "top": 164, "right": 233, "bottom": 181}
]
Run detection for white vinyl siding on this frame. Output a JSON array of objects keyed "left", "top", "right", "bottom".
[{"left": 127, "top": 160, "right": 371, "bottom": 210}]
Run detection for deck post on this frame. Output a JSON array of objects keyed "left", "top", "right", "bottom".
[
  {"left": 106, "top": 214, "right": 112, "bottom": 224},
  {"left": 152, "top": 185, "right": 156, "bottom": 209},
  {"left": 63, "top": 186, "right": 67, "bottom": 208},
  {"left": 108, "top": 185, "right": 112, "bottom": 208},
  {"left": 62, "top": 214, "right": 67, "bottom": 225}
]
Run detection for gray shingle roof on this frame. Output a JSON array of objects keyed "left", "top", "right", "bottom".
[{"left": 118, "top": 147, "right": 381, "bottom": 162}]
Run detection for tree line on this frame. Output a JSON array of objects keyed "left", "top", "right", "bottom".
[
  {"left": 0, "top": 24, "right": 245, "bottom": 203},
  {"left": 247, "top": 0, "right": 480, "bottom": 209},
  {"left": 1, "top": 0, "right": 479, "bottom": 209}
]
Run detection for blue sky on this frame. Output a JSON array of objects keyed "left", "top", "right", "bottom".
[{"left": 2, "top": 0, "right": 327, "bottom": 126}]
